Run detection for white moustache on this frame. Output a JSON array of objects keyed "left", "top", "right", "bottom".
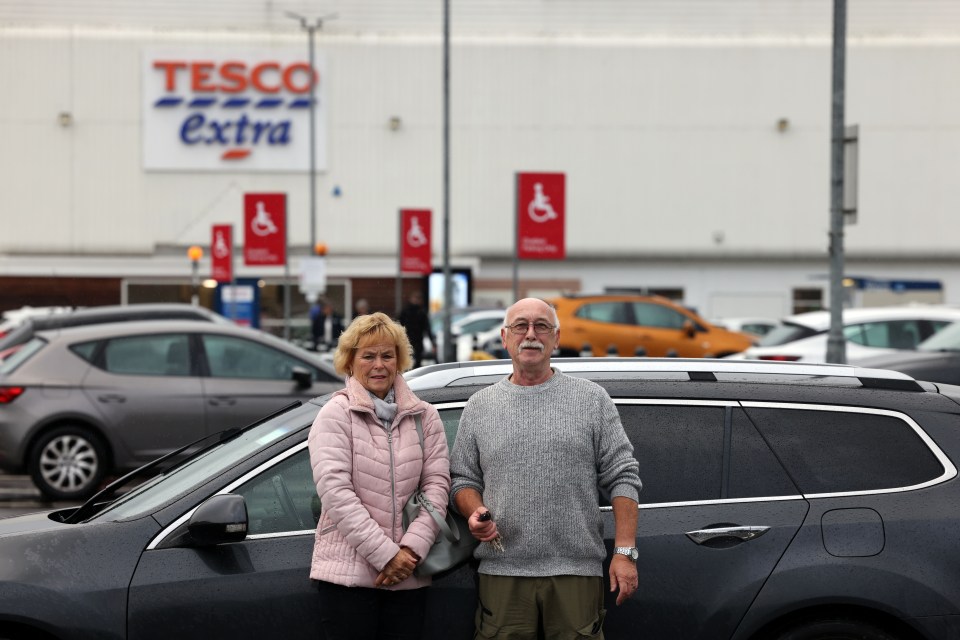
[{"left": 518, "top": 340, "right": 544, "bottom": 352}]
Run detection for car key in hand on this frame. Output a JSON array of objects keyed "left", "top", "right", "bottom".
[{"left": 477, "top": 510, "right": 504, "bottom": 552}]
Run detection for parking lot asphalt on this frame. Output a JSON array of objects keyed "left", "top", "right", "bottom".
[{"left": 0, "top": 473, "right": 75, "bottom": 518}]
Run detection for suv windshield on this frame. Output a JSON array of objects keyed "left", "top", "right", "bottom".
[
  {"left": 755, "top": 322, "right": 819, "bottom": 347},
  {"left": 90, "top": 405, "right": 314, "bottom": 522}
]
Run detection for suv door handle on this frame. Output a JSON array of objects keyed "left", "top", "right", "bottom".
[
  {"left": 96, "top": 394, "right": 126, "bottom": 404},
  {"left": 685, "top": 526, "right": 770, "bottom": 545},
  {"left": 209, "top": 397, "right": 238, "bottom": 406}
]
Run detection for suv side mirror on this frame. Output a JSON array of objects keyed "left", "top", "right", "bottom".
[
  {"left": 185, "top": 494, "right": 248, "bottom": 546},
  {"left": 683, "top": 320, "right": 697, "bottom": 338},
  {"left": 291, "top": 366, "right": 313, "bottom": 389}
]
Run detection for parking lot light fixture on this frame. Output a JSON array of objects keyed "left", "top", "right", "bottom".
[{"left": 188, "top": 245, "right": 203, "bottom": 306}]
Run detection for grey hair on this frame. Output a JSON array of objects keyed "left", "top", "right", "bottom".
[{"left": 503, "top": 298, "right": 560, "bottom": 329}]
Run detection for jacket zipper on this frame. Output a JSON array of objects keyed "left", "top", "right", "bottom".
[
  {"left": 386, "top": 427, "right": 398, "bottom": 541},
  {"left": 369, "top": 407, "right": 420, "bottom": 543}
]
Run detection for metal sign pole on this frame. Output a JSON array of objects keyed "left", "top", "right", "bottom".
[
  {"left": 396, "top": 211, "right": 403, "bottom": 316},
  {"left": 512, "top": 172, "right": 519, "bottom": 303}
]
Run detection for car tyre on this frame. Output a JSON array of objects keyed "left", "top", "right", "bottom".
[
  {"left": 28, "top": 425, "right": 108, "bottom": 501},
  {"left": 771, "top": 616, "right": 903, "bottom": 640}
]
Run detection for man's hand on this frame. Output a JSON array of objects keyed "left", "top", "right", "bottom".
[
  {"left": 609, "top": 555, "right": 638, "bottom": 606},
  {"left": 468, "top": 507, "right": 500, "bottom": 542}
]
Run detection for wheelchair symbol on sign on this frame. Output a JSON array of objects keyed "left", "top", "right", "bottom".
[
  {"left": 251, "top": 201, "right": 279, "bottom": 237},
  {"left": 213, "top": 231, "right": 230, "bottom": 259},
  {"left": 527, "top": 182, "right": 558, "bottom": 223},
  {"left": 406, "top": 216, "right": 427, "bottom": 248}
]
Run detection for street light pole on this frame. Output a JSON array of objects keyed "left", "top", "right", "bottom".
[
  {"left": 286, "top": 11, "right": 336, "bottom": 253},
  {"left": 187, "top": 245, "right": 203, "bottom": 307},
  {"left": 826, "top": 0, "right": 848, "bottom": 364}
]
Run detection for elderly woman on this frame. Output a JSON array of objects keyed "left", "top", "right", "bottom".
[{"left": 309, "top": 312, "right": 450, "bottom": 640}]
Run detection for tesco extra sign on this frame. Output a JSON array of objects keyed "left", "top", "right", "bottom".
[{"left": 143, "top": 49, "right": 327, "bottom": 172}]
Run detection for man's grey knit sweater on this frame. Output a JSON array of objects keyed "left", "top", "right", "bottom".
[{"left": 450, "top": 370, "right": 642, "bottom": 577}]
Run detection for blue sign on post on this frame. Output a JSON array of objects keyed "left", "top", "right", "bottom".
[{"left": 215, "top": 278, "right": 260, "bottom": 328}]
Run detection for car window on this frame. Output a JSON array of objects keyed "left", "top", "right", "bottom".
[
  {"left": 234, "top": 409, "right": 464, "bottom": 537},
  {"left": 201, "top": 334, "right": 318, "bottom": 381},
  {"left": 618, "top": 404, "right": 796, "bottom": 504},
  {"left": 0, "top": 337, "right": 46, "bottom": 374},
  {"left": 98, "top": 334, "right": 192, "bottom": 377},
  {"left": 234, "top": 447, "right": 318, "bottom": 535},
  {"left": 631, "top": 302, "right": 687, "bottom": 330},
  {"left": 574, "top": 302, "right": 628, "bottom": 324},
  {"left": 458, "top": 317, "right": 503, "bottom": 334},
  {"left": 744, "top": 407, "right": 944, "bottom": 494},
  {"left": 756, "top": 322, "right": 819, "bottom": 347},
  {"left": 919, "top": 321, "right": 960, "bottom": 351},
  {"left": 742, "top": 322, "right": 775, "bottom": 336},
  {"left": 844, "top": 320, "right": 923, "bottom": 349},
  {"left": 436, "top": 407, "right": 463, "bottom": 450}
]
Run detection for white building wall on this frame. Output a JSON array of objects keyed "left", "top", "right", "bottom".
[{"left": 2, "top": 1, "right": 960, "bottom": 314}]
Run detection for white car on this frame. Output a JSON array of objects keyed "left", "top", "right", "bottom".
[
  {"left": 729, "top": 305, "right": 960, "bottom": 363},
  {"left": 709, "top": 316, "right": 779, "bottom": 339},
  {"left": 432, "top": 309, "right": 506, "bottom": 362}
]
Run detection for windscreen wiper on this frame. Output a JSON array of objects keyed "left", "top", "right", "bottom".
[{"left": 61, "top": 401, "right": 302, "bottom": 524}]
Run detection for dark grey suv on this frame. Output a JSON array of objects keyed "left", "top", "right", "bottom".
[{"left": 0, "top": 358, "right": 958, "bottom": 640}]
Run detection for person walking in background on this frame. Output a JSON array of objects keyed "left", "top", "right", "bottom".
[
  {"left": 308, "top": 312, "right": 450, "bottom": 640},
  {"left": 398, "top": 291, "right": 435, "bottom": 368},
  {"left": 450, "top": 297, "right": 642, "bottom": 639},
  {"left": 353, "top": 298, "right": 371, "bottom": 320},
  {"left": 310, "top": 300, "right": 344, "bottom": 352}
]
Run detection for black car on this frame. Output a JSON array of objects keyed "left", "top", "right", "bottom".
[{"left": 0, "top": 358, "right": 959, "bottom": 640}]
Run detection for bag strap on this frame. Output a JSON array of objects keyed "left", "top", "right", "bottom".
[
  {"left": 410, "top": 413, "right": 460, "bottom": 543},
  {"left": 414, "top": 413, "right": 424, "bottom": 453}
]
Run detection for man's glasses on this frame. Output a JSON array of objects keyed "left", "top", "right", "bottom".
[{"left": 505, "top": 321, "right": 556, "bottom": 335}]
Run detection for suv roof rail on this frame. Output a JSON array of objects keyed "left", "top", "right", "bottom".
[{"left": 405, "top": 357, "right": 925, "bottom": 392}]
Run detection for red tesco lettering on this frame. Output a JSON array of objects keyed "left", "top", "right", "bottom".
[{"left": 153, "top": 60, "right": 316, "bottom": 94}]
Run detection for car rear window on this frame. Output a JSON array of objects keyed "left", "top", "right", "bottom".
[
  {"left": 744, "top": 406, "right": 945, "bottom": 495},
  {"left": 0, "top": 337, "right": 46, "bottom": 374}
]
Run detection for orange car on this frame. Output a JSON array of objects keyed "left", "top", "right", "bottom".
[{"left": 547, "top": 294, "right": 753, "bottom": 358}]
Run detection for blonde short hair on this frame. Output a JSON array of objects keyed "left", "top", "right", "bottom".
[{"left": 333, "top": 312, "right": 413, "bottom": 375}]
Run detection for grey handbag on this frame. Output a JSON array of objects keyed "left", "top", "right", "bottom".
[{"left": 402, "top": 415, "right": 478, "bottom": 577}]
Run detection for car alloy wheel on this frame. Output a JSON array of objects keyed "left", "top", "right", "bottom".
[{"left": 29, "top": 426, "right": 108, "bottom": 501}]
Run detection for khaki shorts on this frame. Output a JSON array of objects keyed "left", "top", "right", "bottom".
[{"left": 475, "top": 574, "right": 606, "bottom": 640}]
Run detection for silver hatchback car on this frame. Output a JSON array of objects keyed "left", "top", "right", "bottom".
[{"left": 0, "top": 320, "right": 344, "bottom": 500}]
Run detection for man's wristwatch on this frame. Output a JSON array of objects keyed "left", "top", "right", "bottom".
[{"left": 614, "top": 546, "right": 639, "bottom": 561}]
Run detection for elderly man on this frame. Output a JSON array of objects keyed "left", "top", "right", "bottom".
[{"left": 450, "top": 297, "right": 642, "bottom": 639}]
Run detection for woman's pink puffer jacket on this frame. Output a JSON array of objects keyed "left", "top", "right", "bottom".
[{"left": 308, "top": 374, "right": 451, "bottom": 589}]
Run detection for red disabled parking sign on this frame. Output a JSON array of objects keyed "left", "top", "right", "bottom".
[
  {"left": 243, "top": 193, "right": 286, "bottom": 266},
  {"left": 516, "top": 172, "right": 565, "bottom": 260}
]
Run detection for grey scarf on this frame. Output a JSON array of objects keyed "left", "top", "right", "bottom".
[{"left": 371, "top": 388, "right": 398, "bottom": 429}]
